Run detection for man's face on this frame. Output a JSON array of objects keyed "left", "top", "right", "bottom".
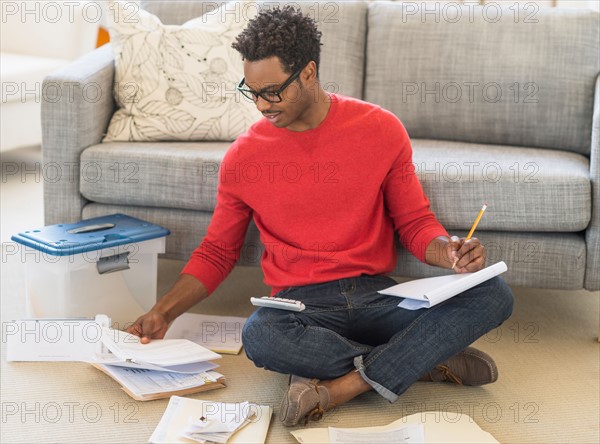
[{"left": 242, "top": 57, "right": 311, "bottom": 130}]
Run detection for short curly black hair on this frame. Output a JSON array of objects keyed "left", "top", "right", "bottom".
[{"left": 231, "top": 6, "right": 322, "bottom": 75}]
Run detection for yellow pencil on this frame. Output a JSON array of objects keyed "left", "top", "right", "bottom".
[{"left": 452, "top": 203, "right": 487, "bottom": 270}]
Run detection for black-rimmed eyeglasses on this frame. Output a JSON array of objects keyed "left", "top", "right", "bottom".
[{"left": 237, "top": 66, "right": 304, "bottom": 104}]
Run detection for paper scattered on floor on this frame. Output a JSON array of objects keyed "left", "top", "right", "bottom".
[
  {"left": 165, "top": 313, "right": 247, "bottom": 354},
  {"left": 291, "top": 412, "right": 498, "bottom": 443},
  {"left": 329, "top": 423, "right": 424, "bottom": 443},
  {"left": 149, "top": 396, "right": 272, "bottom": 444},
  {"left": 182, "top": 400, "right": 257, "bottom": 443},
  {"left": 5, "top": 314, "right": 110, "bottom": 361}
]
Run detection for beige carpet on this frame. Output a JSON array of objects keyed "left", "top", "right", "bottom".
[{"left": 1, "top": 249, "right": 598, "bottom": 443}]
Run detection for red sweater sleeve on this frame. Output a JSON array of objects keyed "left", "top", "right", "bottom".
[
  {"left": 380, "top": 110, "right": 449, "bottom": 262},
  {"left": 181, "top": 143, "right": 253, "bottom": 295}
]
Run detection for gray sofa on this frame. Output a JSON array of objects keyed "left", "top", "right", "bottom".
[{"left": 42, "top": 1, "right": 600, "bottom": 291}]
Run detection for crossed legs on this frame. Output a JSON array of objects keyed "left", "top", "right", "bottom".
[{"left": 242, "top": 275, "right": 513, "bottom": 425}]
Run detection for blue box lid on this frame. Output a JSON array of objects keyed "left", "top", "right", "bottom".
[{"left": 11, "top": 214, "right": 171, "bottom": 256}]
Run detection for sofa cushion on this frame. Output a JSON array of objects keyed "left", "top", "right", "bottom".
[
  {"left": 80, "top": 142, "right": 231, "bottom": 211},
  {"left": 141, "top": 1, "right": 368, "bottom": 99},
  {"left": 141, "top": 1, "right": 227, "bottom": 25},
  {"left": 365, "top": 2, "right": 600, "bottom": 154},
  {"left": 393, "top": 230, "right": 586, "bottom": 290},
  {"left": 80, "top": 138, "right": 590, "bottom": 232},
  {"left": 81, "top": 203, "right": 587, "bottom": 289},
  {"left": 411, "top": 139, "right": 591, "bottom": 232}
]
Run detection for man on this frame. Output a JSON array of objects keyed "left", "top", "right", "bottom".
[{"left": 128, "top": 6, "right": 513, "bottom": 427}]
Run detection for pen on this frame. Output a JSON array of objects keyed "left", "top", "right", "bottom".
[{"left": 452, "top": 203, "right": 487, "bottom": 270}]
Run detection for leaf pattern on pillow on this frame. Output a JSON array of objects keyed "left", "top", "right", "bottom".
[
  {"left": 103, "top": 0, "right": 261, "bottom": 142},
  {"left": 174, "top": 29, "right": 222, "bottom": 47},
  {"left": 138, "top": 101, "right": 195, "bottom": 134},
  {"left": 131, "top": 40, "right": 160, "bottom": 97},
  {"left": 190, "top": 117, "right": 222, "bottom": 141},
  {"left": 105, "top": 110, "right": 131, "bottom": 140},
  {"left": 159, "top": 37, "right": 184, "bottom": 71},
  {"left": 170, "top": 72, "right": 209, "bottom": 107},
  {"left": 132, "top": 121, "right": 171, "bottom": 141}
]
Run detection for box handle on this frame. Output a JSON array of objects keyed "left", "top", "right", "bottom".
[
  {"left": 68, "top": 223, "right": 116, "bottom": 234},
  {"left": 97, "top": 252, "right": 130, "bottom": 275}
]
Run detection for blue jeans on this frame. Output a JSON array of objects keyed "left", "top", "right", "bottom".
[{"left": 242, "top": 274, "right": 513, "bottom": 402}]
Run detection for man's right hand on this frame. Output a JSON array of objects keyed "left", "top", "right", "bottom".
[
  {"left": 126, "top": 274, "right": 209, "bottom": 344},
  {"left": 127, "top": 310, "right": 169, "bottom": 344}
]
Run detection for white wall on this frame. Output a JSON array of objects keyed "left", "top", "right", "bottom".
[
  {"left": 396, "top": 0, "right": 599, "bottom": 10},
  {"left": 482, "top": 0, "right": 598, "bottom": 9}
]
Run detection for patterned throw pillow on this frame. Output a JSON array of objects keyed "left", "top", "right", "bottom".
[{"left": 103, "top": 1, "right": 261, "bottom": 142}]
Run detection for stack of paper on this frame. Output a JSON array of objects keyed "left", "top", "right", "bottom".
[
  {"left": 99, "top": 328, "right": 222, "bottom": 370},
  {"left": 92, "top": 328, "right": 226, "bottom": 401},
  {"left": 5, "top": 319, "right": 227, "bottom": 401},
  {"left": 150, "top": 396, "right": 272, "bottom": 444},
  {"left": 181, "top": 401, "right": 258, "bottom": 443},
  {"left": 92, "top": 364, "right": 226, "bottom": 401}
]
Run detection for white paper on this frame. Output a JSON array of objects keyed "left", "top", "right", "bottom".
[
  {"left": 93, "top": 354, "right": 219, "bottom": 374},
  {"left": 164, "top": 313, "right": 247, "bottom": 354},
  {"left": 101, "top": 328, "right": 221, "bottom": 367},
  {"left": 96, "top": 364, "right": 222, "bottom": 397},
  {"left": 291, "top": 411, "right": 498, "bottom": 444},
  {"left": 184, "top": 402, "right": 251, "bottom": 433},
  {"left": 378, "top": 262, "right": 507, "bottom": 310},
  {"left": 5, "top": 315, "right": 110, "bottom": 361},
  {"left": 181, "top": 401, "right": 257, "bottom": 443},
  {"left": 183, "top": 417, "right": 253, "bottom": 443},
  {"left": 149, "top": 396, "right": 272, "bottom": 444},
  {"left": 329, "top": 424, "right": 424, "bottom": 443}
]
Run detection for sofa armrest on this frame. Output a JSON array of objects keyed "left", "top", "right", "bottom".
[
  {"left": 586, "top": 74, "right": 600, "bottom": 291},
  {"left": 42, "top": 44, "right": 115, "bottom": 225}
]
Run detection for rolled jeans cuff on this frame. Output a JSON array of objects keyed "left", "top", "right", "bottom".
[{"left": 353, "top": 355, "right": 398, "bottom": 403}]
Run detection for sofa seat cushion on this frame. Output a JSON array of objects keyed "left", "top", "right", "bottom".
[
  {"left": 411, "top": 139, "right": 591, "bottom": 232},
  {"left": 80, "top": 141, "right": 231, "bottom": 211},
  {"left": 81, "top": 139, "right": 590, "bottom": 232},
  {"left": 82, "top": 203, "right": 587, "bottom": 289}
]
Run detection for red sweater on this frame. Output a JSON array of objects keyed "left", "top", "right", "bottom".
[{"left": 182, "top": 94, "right": 449, "bottom": 296}]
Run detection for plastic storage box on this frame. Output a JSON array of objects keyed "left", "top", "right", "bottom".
[{"left": 11, "top": 214, "right": 170, "bottom": 327}]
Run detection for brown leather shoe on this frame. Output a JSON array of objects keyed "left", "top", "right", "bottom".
[
  {"left": 280, "top": 376, "right": 331, "bottom": 427},
  {"left": 419, "top": 347, "right": 498, "bottom": 386}
]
